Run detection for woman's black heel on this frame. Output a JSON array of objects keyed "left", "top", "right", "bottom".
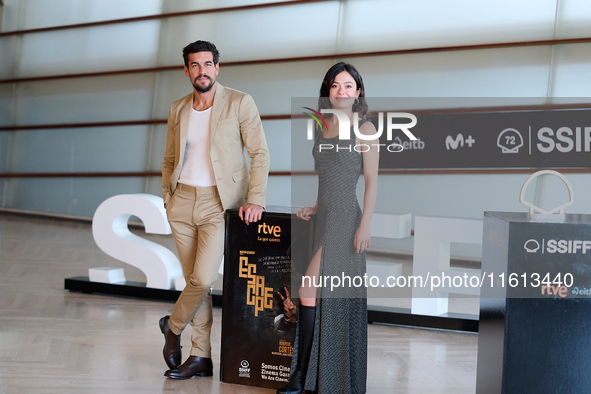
[{"left": 276, "top": 305, "right": 316, "bottom": 394}]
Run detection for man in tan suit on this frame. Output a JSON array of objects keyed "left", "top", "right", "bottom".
[{"left": 160, "top": 40, "right": 270, "bottom": 379}]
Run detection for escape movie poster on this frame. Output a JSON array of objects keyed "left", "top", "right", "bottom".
[{"left": 221, "top": 209, "right": 313, "bottom": 389}]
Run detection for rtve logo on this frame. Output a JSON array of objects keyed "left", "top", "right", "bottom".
[
  {"left": 258, "top": 222, "right": 281, "bottom": 238},
  {"left": 303, "top": 108, "right": 418, "bottom": 153}
]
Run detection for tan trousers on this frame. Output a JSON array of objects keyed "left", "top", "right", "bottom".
[{"left": 166, "top": 184, "right": 225, "bottom": 358}]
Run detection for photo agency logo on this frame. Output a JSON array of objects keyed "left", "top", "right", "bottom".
[{"left": 302, "top": 107, "right": 418, "bottom": 152}]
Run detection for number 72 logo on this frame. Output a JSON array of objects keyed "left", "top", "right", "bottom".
[{"left": 497, "top": 128, "right": 524, "bottom": 153}]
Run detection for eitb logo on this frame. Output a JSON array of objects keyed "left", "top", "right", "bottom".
[{"left": 303, "top": 108, "right": 418, "bottom": 152}]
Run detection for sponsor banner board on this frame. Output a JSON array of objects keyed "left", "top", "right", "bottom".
[{"left": 292, "top": 98, "right": 591, "bottom": 170}]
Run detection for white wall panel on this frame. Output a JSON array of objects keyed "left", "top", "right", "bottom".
[
  {"left": 162, "top": 0, "right": 296, "bottom": 13},
  {"left": 2, "top": 0, "right": 591, "bottom": 221},
  {"left": 290, "top": 116, "right": 315, "bottom": 172},
  {"left": 372, "top": 174, "right": 529, "bottom": 220},
  {"left": 556, "top": 0, "right": 591, "bottom": 39},
  {"left": 266, "top": 175, "right": 291, "bottom": 207},
  {"left": 337, "top": 0, "right": 558, "bottom": 53},
  {"left": 261, "top": 119, "right": 290, "bottom": 172},
  {"left": 13, "top": 74, "right": 156, "bottom": 125},
  {"left": 152, "top": 60, "right": 331, "bottom": 116},
  {"left": 291, "top": 174, "right": 318, "bottom": 208},
  {"left": 547, "top": 173, "right": 591, "bottom": 214},
  {"left": 4, "top": 0, "right": 162, "bottom": 31},
  {"left": 5, "top": 177, "right": 146, "bottom": 216},
  {"left": 8, "top": 126, "right": 150, "bottom": 173},
  {"left": 1, "top": 0, "right": 22, "bottom": 32},
  {"left": 0, "top": 36, "right": 18, "bottom": 79},
  {"left": 152, "top": 60, "right": 334, "bottom": 118},
  {"left": 548, "top": 43, "right": 591, "bottom": 97},
  {"left": 374, "top": 172, "right": 591, "bottom": 223},
  {"left": 156, "top": 2, "right": 340, "bottom": 64},
  {"left": 366, "top": 171, "right": 591, "bottom": 227},
  {"left": 145, "top": 175, "right": 163, "bottom": 199},
  {"left": 17, "top": 21, "right": 161, "bottom": 77},
  {"left": 146, "top": 124, "right": 168, "bottom": 172},
  {"left": 216, "top": 60, "right": 334, "bottom": 115},
  {"left": 0, "top": 85, "right": 15, "bottom": 126},
  {"left": 345, "top": 46, "right": 553, "bottom": 98},
  {"left": 533, "top": 172, "right": 576, "bottom": 213},
  {"left": 152, "top": 69, "right": 194, "bottom": 119},
  {"left": 0, "top": 133, "right": 8, "bottom": 172},
  {"left": 0, "top": 179, "right": 5, "bottom": 206}
]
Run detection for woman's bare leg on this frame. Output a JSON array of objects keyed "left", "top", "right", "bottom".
[{"left": 299, "top": 246, "right": 321, "bottom": 307}]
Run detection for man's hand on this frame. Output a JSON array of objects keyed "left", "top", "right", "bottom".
[
  {"left": 238, "top": 203, "right": 263, "bottom": 225},
  {"left": 277, "top": 287, "right": 297, "bottom": 322}
]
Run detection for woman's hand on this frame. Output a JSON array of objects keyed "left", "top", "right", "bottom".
[
  {"left": 354, "top": 224, "right": 371, "bottom": 254},
  {"left": 277, "top": 287, "right": 297, "bottom": 322},
  {"left": 296, "top": 206, "right": 317, "bottom": 221}
]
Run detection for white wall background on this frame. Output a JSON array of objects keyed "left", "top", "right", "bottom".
[{"left": 1, "top": 0, "right": 590, "bottom": 248}]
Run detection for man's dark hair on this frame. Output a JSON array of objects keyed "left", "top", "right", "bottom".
[{"left": 182, "top": 40, "right": 220, "bottom": 67}]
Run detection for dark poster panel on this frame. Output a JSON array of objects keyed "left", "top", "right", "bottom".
[
  {"left": 477, "top": 212, "right": 591, "bottom": 393},
  {"left": 506, "top": 217, "right": 591, "bottom": 299},
  {"left": 220, "top": 210, "right": 311, "bottom": 389},
  {"left": 375, "top": 108, "right": 591, "bottom": 170}
]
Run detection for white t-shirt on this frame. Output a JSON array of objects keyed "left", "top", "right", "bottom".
[{"left": 178, "top": 107, "right": 216, "bottom": 187}]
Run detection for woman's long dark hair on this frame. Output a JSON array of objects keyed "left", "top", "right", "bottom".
[{"left": 317, "top": 62, "right": 370, "bottom": 120}]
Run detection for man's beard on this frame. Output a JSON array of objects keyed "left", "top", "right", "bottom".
[{"left": 192, "top": 75, "right": 215, "bottom": 93}]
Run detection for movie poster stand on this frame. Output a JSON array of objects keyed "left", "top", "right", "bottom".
[{"left": 220, "top": 209, "right": 313, "bottom": 389}]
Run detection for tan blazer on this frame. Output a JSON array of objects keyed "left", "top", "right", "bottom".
[{"left": 162, "top": 83, "right": 270, "bottom": 211}]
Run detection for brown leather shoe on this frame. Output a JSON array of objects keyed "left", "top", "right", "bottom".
[
  {"left": 164, "top": 356, "right": 213, "bottom": 379},
  {"left": 159, "top": 316, "right": 181, "bottom": 369}
]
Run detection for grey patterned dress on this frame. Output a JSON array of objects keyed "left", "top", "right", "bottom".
[{"left": 292, "top": 122, "right": 369, "bottom": 394}]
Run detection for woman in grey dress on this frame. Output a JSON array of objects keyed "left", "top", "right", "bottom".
[{"left": 278, "top": 62, "right": 379, "bottom": 394}]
